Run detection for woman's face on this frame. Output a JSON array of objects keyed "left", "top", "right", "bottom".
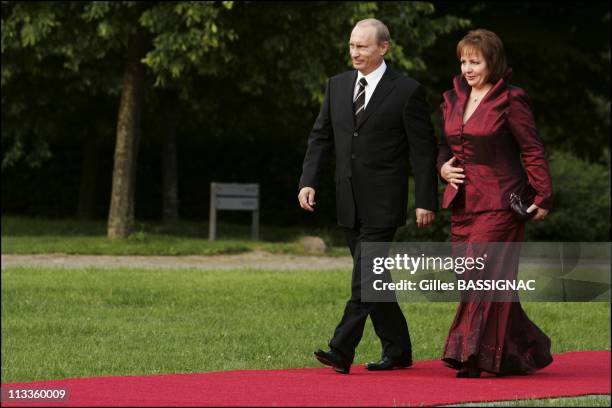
[{"left": 460, "top": 48, "right": 490, "bottom": 89}]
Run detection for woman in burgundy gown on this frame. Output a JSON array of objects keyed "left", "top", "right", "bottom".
[{"left": 437, "top": 29, "right": 554, "bottom": 377}]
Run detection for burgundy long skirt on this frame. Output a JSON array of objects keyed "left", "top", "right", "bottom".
[{"left": 441, "top": 207, "right": 553, "bottom": 375}]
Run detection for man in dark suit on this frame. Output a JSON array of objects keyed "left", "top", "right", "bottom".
[{"left": 297, "top": 18, "right": 438, "bottom": 374}]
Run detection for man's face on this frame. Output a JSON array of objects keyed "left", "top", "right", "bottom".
[{"left": 349, "top": 25, "right": 388, "bottom": 75}]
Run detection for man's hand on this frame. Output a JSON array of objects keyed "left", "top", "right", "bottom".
[
  {"left": 416, "top": 208, "right": 435, "bottom": 228},
  {"left": 298, "top": 187, "right": 317, "bottom": 212},
  {"left": 440, "top": 156, "right": 465, "bottom": 190},
  {"left": 527, "top": 204, "right": 549, "bottom": 222}
]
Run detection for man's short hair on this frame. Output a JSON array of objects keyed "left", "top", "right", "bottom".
[{"left": 355, "top": 18, "right": 391, "bottom": 44}]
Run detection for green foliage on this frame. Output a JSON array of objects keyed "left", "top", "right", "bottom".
[
  {"left": 140, "top": 1, "right": 235, "bottom": 86},
  {"left": 377, "top": 2, "right": 470, "bottom": 74},
  {"left": 526, "top": 150, "right": 611, "bottom": 242},
  {"left": 1, "top": 1, "right": 235, "bottom": 169},
  {"left": 218, "top": 1, "right": 469, "bottom": 108},
  {"left": 2, "top": 2, "right": 119, "bottom": 169},
  {"left": 3, "top": 1, "right": 607, "bottom": 242},
  {"left": 1, "top": 1, "right": 470, "bottom": 169},
  {"left": 397, "top": 150, "right": 611, "bottom": 243}
]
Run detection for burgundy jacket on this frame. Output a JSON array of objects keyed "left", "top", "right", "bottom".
[{"left": 437, "top": 68, "right": 553, "bottom": 212}]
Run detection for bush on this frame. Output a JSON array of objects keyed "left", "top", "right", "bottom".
[
  {"left": 525, "top": 149, "right": 610, "bottom": 241},
  {"left": 396, "top": 149, "right": 610, "bottom": 242}
]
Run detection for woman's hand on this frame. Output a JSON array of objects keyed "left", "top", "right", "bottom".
[
  {"left": 527, "top": 204, "right": 549, "bottom": 221},
  {"left": 440, "top": 157, "right": 465, "bottom": 190}
]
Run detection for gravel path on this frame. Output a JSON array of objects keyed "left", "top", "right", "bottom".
[{"left": 1, "top": 251, "right": 353, "bottom": 271}]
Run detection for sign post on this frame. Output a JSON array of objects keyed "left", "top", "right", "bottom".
[{"left": 209, "top": 182, "right": 259, "bottom": 241}]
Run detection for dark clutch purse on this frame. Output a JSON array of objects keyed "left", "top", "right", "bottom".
[{"left": 509, "top": 184, "right": 537, "bottom": 221}]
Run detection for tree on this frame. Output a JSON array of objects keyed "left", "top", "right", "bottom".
[
  {"left": 2, "top": 1, "right": 235, "bottom": 237},
  {"left": 2, "top": 1, "right": 471, "bottom": 231}
]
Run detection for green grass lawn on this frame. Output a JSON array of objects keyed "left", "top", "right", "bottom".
[
  {"left": 2, "top": 216, "right": 610, "bottom": 406},
  {"left": 447, "top": 395, "right": 611, "bottom": 407},
  {"left": 1, "top": 216, "right": 350, "bottom": 256},
  {"left": 2, "top": 267, "right": 609, "bottom": 383}
]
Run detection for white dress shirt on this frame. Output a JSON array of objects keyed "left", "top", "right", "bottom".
[{"left": 354, "top": 60, "right": 387, "bottom": 110}]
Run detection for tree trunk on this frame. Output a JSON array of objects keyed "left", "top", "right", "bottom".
[
  {"left": 107, "top": 31, "right": 146, "bottom": 239},
  {"left": 162, "top": 90, "right": 179, "bottom": 224},
  {"left": 76, "top": 139, "right": 98, "bottom": 219}
]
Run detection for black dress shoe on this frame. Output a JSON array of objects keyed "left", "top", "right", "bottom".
[
  {"left": 314, "top": 348, "right": 351, "bottom": 374},
  {"left": 456, "top": 366, "right": 481, "bottom": 378},
  {"left": 364, "top": 356, "right": 412, "bottom": 371},
  {"left": 456, "top": 359, "right": 481, "bottom": 378}
]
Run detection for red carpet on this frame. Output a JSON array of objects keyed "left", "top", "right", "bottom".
[{"left": 1, "top": 351, "right": 610, "bottom": 407}]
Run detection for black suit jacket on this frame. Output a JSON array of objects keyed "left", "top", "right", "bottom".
[{"left": 299, "top": 66, "right": 438, "bottom": 228}]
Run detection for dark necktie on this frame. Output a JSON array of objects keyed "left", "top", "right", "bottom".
[{"left": 353, "top": 77, "right": 367, "bottom": 117}]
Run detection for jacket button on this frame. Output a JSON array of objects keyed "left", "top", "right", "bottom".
[
  {"left": 351, "top": 154, "right": 356, "bottom": 159},
  {"left": 353, "top": 132, "right": 358, "bottom": 137}
]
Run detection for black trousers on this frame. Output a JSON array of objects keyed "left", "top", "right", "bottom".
[{"left": 328, "top": 221, "right": 412, "bottom": 363}]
